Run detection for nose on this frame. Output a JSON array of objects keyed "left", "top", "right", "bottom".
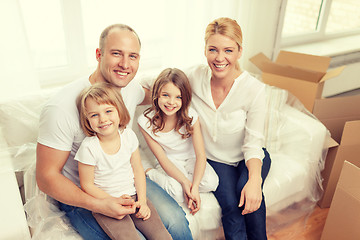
[
  {"left": 168, "top": 97, "right": 175, "bottom": 105},
  {"left": 99, "top": 113, "right": 107, "bottom": 123},
  {"left": 119, "top": 56, "right": 129, "bottom": 69},
  {"left": 215, "top": 51, "right": 225, "bottom": 62}
]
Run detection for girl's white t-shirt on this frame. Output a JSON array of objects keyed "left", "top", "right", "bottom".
[
  {"left": 75, "top": 128, "right": 139, "bottom": 197},
  {"left": 137, "top": 107, "right": 198, "bottom": 162}
]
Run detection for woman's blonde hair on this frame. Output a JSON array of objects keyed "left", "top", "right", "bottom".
[
  {"left": 77, "top": 82, "right": 130, "bottom": 137},
  {"left": 144, "top": 68, "right": 193, "bottom": 139},
  {"left": 205, "top": 17, "right": 243, "bottom": 70}
]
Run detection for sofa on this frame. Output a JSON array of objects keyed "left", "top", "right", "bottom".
[{"left": 0, "top": 84, "right": 329, "bottom": 239}]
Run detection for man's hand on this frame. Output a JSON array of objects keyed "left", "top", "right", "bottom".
[{"left": 96, "top": 195, "right": 136, "bottom": 220}]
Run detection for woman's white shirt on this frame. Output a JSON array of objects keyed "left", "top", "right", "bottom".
[{"left": 185, "top": 65, "right": 266, "bottom": 166}]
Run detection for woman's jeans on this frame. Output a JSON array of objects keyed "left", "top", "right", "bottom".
[
  {"left": 208, "top": 148, "right": 271, "bottom": 240},
  {"left": 59, "top": 178, "right": 193, "bottom": 240}
]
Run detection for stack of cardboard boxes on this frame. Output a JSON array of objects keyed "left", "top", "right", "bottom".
[{"left": 251, "top": 51, "right": 360, "bottom": 239}]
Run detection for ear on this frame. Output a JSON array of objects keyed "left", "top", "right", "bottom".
[
  {"left": 96, "top": 48, "right": 102, "bottom": 62},
  {"left": 237, "top": 46, "right": 243, "bottom": 60}
]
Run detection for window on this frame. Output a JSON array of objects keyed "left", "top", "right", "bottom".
[
  {"left": 281, "top": 0, "right": 360, "bottom": 46},
  {"left": 14, "top": 0, "right": 239, "bottom": 88}
]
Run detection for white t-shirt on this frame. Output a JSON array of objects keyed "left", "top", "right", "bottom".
[
  {"left": 137, "top": 107, "right": 198, "bottom": 162},
  {"left": 185, "top": 65, "right": 266, "bottom": 166},
  {"left": 37, "top": 76, "right": 144, "bottom": 186},
  {"left": 75, "top": 128, "right": 138, "bottom": 197}
]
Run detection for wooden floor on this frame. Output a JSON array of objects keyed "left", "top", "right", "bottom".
[{"left": 267, "top": 206, "right": 329, "bottom": 240}]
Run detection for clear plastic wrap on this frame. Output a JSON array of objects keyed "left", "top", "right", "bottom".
[{"left": 264, "top": 85, "right": 330, "bottom": 236}]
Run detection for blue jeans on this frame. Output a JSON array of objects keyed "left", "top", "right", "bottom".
[
  {"left": 59, "top": 178, "right": 192, "bottom": 240},
  {"left": 208, "top": 148, "right": 271, "bottom": 240}
]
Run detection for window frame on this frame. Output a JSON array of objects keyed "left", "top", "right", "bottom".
[{"left": 277, "top": 0, "right": 360, "bottom": 48}]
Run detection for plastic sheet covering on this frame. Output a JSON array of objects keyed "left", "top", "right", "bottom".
[
  {"left": 263, "top": 85, "right": 330, "bottom": 236},
  {"left": 24, "top": 194, "right": 82, "bottom": 240},
  {"left": 23, "top": 163, "right": 82, "bottom": 240}
]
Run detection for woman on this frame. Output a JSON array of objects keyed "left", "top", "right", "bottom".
[{"left": 185, "top": 17, "right": 271, "bottom": 240}]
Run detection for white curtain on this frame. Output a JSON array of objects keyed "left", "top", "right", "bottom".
[{"left": 0, "top": 0, "right": 40, "bottom": 102}]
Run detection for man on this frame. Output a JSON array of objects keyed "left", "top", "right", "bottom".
[{"left": 36, "top": 24, "right": 192, "bottom": 240}]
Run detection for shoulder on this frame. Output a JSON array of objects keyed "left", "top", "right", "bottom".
[
  {"left": 122, "top": 128, "right": 138, "bottom": 140},
  {"left": 137, "top": 110, "right": 153, "bottom": 129},
  {"left": 188, "top": 107, "right": 198, "bottom": 122},
  {"left": 185, "top": 64, "right": 210, "bottom": 81}
]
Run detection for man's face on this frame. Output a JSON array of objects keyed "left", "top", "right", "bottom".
[{"left": 97, "top": 29, "right": 141, "bottom": 88}]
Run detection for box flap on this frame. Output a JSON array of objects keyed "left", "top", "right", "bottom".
[
  {"left": 340, "top": 121, "right": 360, "bottom": 145},
  {"left": 250, "top": 52, "right": 325, "bottom": 82},
  {"left": 249, "top": 52, "right": 272, "bottom": 71},
  {"left": 338, "top": 161, "right": 360, "bottom": 198},
  {"left": 276, "top": 50, "right": 331, "bottom": 73},
  {"left": 313, "top": 95, "right": 360, "bottom": 120},
  {"left": 320, "top": 66, "right": 346, "bottom": 82},
  {"left": 326, "top": 137, "right": 339, "bottom": 148}
]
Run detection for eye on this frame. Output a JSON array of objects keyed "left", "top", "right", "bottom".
[
  {"left": 130, "top": 54, "right": 138, "bottom": 60},
  {"left": 225, "top": 49, "right": 233, "bottom": 53},
  {"left": 90, "top": 113, "right": 98, "bottom": 118},
  {"left": 177, "top": 96, "right": 182, "bottom": 99},
  {"left": 162, "top": 93, "right": 169, "bottom": 97},
  {"left": 106, "top": 110, "right": 112, "bottom": 113},
  {"left": 209, "top": 48, "right": 217, "bottom": 52}
]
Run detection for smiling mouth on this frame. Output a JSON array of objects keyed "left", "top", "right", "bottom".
[
  {"left": 99, "top": 123, "right": 112, "bottom": 129},
  {"left": 164, "top": 105, "right": 176, "bottom": 111},
  {"left": 214, "top": 64, "right": 228, "bottom": 69},
  {"left": 115, "top": 71, "right": 129, "bottom": 76}
]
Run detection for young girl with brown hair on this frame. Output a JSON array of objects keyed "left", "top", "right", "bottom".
[{"left": 138, "top": 68, "right": 218, "bottom": 215}]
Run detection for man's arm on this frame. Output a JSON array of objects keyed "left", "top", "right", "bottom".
[
  {"left": 140, "top": 86, "right": 151, "bottom": 105},
  {"left": 36, "top": 143, "right": 135, "bottom": 219}
]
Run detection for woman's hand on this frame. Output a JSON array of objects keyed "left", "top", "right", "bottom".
[
  {"left": 135, "top": 200, "right": 151, "bottom": 220},
  {"left": 238, "top": 176, "right": 262, "bottom": 215}
]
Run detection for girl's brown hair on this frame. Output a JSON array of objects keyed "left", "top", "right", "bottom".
[
  {"left": 144, "top": 68, "right": 193, "bottom": 138},
  {"left": 77, "top": 82, "right": 130, "bottom": 137},
  {"left": 205, "top": 17, "right": 243, "bottom": 70}
]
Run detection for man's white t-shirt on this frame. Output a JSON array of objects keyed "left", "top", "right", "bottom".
[
  {"left": 37, "top": 76, "right": 144, "bottom": 186},
  {"left": 75, "top": 128, "right": 138, "bottom": 198}
]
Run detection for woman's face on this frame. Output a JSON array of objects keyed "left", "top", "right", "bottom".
[{"left": 205, "top": 33, "right": 242, "bottom": 80}]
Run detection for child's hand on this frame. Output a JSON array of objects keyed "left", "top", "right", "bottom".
[
  {"left": 181, "top": 179, "right": 193, "bottom": 204},
  {"left": 189, "top": 186, "right": 200, "bottom": 215},
  {"left": 135, "top": 201, "right": 151, "bottom": 220}
]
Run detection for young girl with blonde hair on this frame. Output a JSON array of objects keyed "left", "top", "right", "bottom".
[
  {"left": 138, "top": 68, "right": 219, "bottom": 215},
  {"left": 75, "top": 82, "right": 171, "bottom": 240}
]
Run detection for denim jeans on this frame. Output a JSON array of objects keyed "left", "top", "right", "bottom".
[
  {"left": 59, "top": 178, "right": 192, "bottom": 240},
  {"left": 208, "top": 148, "right": 271, "bottom": 240}
]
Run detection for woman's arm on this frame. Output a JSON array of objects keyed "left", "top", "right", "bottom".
[
  {"left": 78, "top": 162, "right": 112, "bottom": 199},
  {"left": 239, "top": 158, "right": 263, "bottom": 215},
  {"left": 138, "top": 125, "right": 193, "bottom": 198},
  {"left": 131, "top": 148, "right": 151, "bottom": 220}
]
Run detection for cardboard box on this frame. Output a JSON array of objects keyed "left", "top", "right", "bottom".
[
  {"left": 313, "top": 95, "right": 360, "bottom": 208},
  {"left": 320, "top": 161, "right": 360, "bottom": 240},
  {"left": 250, "top": 51, "right": 345, "bottom": 112}
]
